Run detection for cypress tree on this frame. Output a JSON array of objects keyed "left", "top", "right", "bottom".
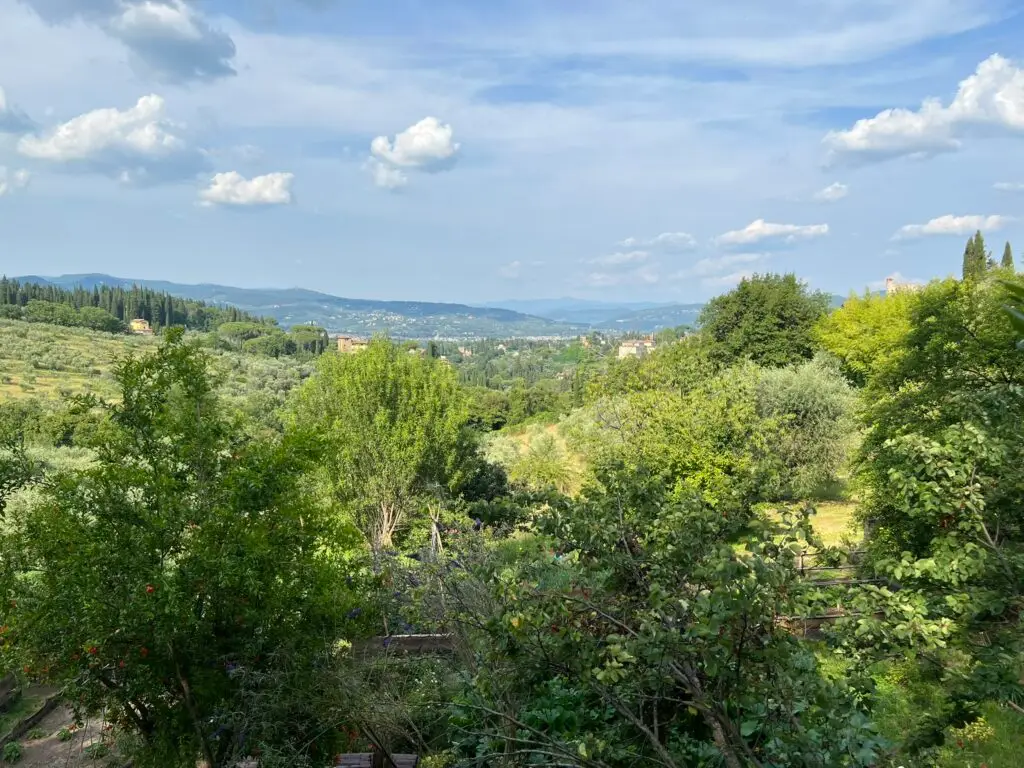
[
  {"left": 963, "top": 231, "right": 990, "bottom": 280},
  {"left": 1002, "top": 242, "right": 1015, "bottom": 271}
]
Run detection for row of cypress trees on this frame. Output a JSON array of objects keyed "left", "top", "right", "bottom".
[
  {"left": 962, "top": 231, "right": 1014, "bottom": 280},
  {"left": 0, "top": 277, "right": 265, "bottom": 332}
]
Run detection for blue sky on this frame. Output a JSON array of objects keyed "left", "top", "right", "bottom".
[{"left": 1, "top": 0, "right": 1024, "bottom": 303}]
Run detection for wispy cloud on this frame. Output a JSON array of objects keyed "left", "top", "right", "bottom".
[
  {"left": 366, "top": 158, "right": 408, "bottom": 191},
  {"left": 716, "top": 219, "right": 829, "bottom": 247},
  {"left": 0, "top": 167, "right": 32, "bottom": 197},
  {"left": 701, "top": 270, "right": 757, "bottom": 288},
  {"left": 584, "top": 265, "right": 660, "bottom": 288},
  {"left": 19, "top": 0, "right": 237, "bottom": 83},
  {"left": 617, "top": 231, "right": 696, "bottom": 251},
  {"left": 813, "top": 182, "right": 848, "bottom": 202},
  {"left": 0, "top": 85, "right": 34, "bottom": 133},
  {"left": 893, "top": 214, "right": 1012, "bottom": 240},
  {"left": 588, "top": 250, "right": 650, "bottom": 266},
  {"left": 994, "top": 181, "right": 1024, "bottom": 192}
]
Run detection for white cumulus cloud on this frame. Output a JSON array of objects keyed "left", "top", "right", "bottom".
[
  {"left": 893, "top": 214, "right": 1012, "bottom": 240},
  {"left": 370, "top": 117, "right": 460, "bottom": 170},
  {"left": 813, "top": 182, "right": 848, "bottom": 202},
  {"left": 716, "top": 219, "right": 829, "bottom": 247},
  {"left": 18, "top": 94, "right": 183, "bottom": 161},
  {"left": 17, "top": 94, "right": 207, "bottom": 183},
  {"left": 825, "top": 54, "right": 1024, "bottom": 163},
  {"left": 199, "top": 171, "right": 294, "bottom": 207},
  {"left": 994, "top": 181, "right": 1024, "bottom": 192},
  {"left": 618, "top": 232, "right": 697, "bottom": 251}
]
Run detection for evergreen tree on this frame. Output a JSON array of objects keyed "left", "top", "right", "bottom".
[
  {"left": 962, "top": 231, "right": 990, "bottom": 280},
  {"left": 1003, "top": 241, "right": 1015, "bottom": 271}
]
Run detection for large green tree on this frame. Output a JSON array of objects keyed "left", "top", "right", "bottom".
[
  {"left": 813, "top": 289, "right": 917, "bottom": 387},
  {"left": 845, "top": 275, "right": 1024, "bottom": 756},
  {"left": 697, "top": 273, "right": 831, "bottom": 368},
  {"left": 291, "top": 338, "right": 473, "bottom": 549},
  {"left": 0, "top": 331, "right": 354, "bottom": 767}
]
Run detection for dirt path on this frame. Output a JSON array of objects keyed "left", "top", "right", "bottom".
[{"left": 14, "top": 704, "right": 122, "bottom": 768}]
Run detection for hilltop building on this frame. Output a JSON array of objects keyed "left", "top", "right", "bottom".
[
  {"left": 337, "top": 335, "right": 369, "bottom": 354},
  {"left": 129, "top": 318, "right": 154, "bottom": 335},
  {"left": 618, "top": 336, "right": 656, "bottom": 359},
  {"left": 885, "top": 276, "right": 922, "bottom": 296}
]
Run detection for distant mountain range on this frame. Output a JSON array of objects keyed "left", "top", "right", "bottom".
[
  {"left": 484, "top": 298, "right": 703, "bottom": 327},
  {"left": 11, "top": 274, "right": 708, "bottom": 338}
]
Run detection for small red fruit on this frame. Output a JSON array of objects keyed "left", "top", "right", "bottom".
[
  {"left": 87, "top": 646, "right": 98, "bottom": 656},
  {"left": 140, "top": 647, "right": 149, "bottom": 658},
  {"left": 22, "top": 666, "right": 30, "bottom": 674},
  {"left": 145, "top": 584, "right": 155, "bottom": 594},
  {"left": 119, "top": 660, "right": 126, "bottom": 669}
]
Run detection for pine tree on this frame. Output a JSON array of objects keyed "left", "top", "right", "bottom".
[{"left": 1002, "top": 242, "right": 1015, "bottom": 271}]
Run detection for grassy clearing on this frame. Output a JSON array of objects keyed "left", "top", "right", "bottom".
[{"left": 810, "top": 501, "right": 861, "bottom": 546}]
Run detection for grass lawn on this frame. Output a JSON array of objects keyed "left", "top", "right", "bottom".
[{"left": 809, "top": 501, "right": 861, "bottom": 547}]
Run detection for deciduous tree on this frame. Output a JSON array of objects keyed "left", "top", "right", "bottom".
[
  {"left": 0, "top": 331, "right": 353, "bottom": 767},
  {"left": 697, "top": 273, "right": 831, "bottom": 368},
  {"left": 291, "top": 337, "right": 473, "bottom": 549}
]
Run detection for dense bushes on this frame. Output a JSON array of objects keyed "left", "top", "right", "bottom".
[
  {"left": 1, "top": 262, "right": 1022, "bottom": 767},
  {"left": 0, "top": 332, "right": 358, "bottom": 768}
]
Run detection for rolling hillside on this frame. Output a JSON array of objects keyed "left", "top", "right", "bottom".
[
  {"left": 12, "top": 275, "right": 853, "bottom": 338},
  {"left": 15, "top": 275, "right": 586, "bottom": 339}
]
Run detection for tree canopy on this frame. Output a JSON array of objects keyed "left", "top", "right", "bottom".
[
  {"left": 290, "top": 337, "right": 473, "bottom": 549},
  {"left": 0, "top": 331, "right": 354, "bottom": 767},
  {"left": 697, "top": 273, "right": 831, "bottom": 368}
]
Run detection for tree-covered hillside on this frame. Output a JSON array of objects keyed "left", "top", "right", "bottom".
[
  {"left": 1, "top": 276, "right": 267, "bottom": 333},
  {"left": 0, "top": 242, "right": 1021, "bottom": 768}
]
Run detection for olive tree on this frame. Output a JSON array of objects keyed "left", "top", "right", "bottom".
[{"left": 291, "top": 338, "right": 473, "bottom": 550}]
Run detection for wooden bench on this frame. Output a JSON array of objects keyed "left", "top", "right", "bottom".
[{"left": 336, "top": 753, "right": 419, "bottom": 768}]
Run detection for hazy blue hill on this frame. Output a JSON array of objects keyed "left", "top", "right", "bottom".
[
  {"left": 14, "top": 274, "right": 585, "bottom": 339},
  {"left": 487, "top": 298, "right": 697, "bottom": 327},
  {"left": 13, "top": 275, "right": 853, "bottom": 338}
]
